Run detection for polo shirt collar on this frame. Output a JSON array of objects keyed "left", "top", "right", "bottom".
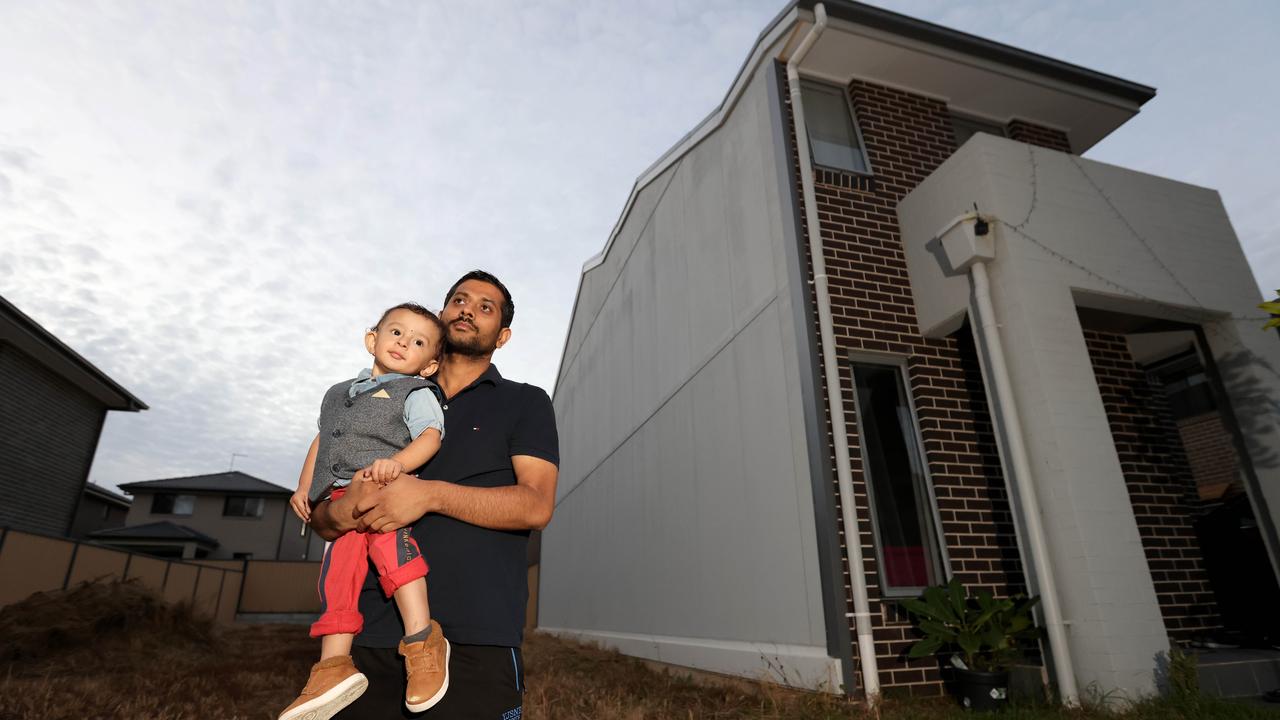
[{"left": 430, "top": 363, "right": 502, "bottom": 398}]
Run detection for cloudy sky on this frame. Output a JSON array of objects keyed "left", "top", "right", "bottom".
[{"left": 1, "top": 1, "right": 1276, "bottom": 494}]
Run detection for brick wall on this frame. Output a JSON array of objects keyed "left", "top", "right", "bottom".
[
  {"left": 1176, "top": 413, "right": 1243, "bottom": 496},
  {"left": 1006, "top": 119, "right": 1071, "bottom": 153},
  {"left": 1083, "top": 331, "right": 1221, "bottom": 640},
  {"left": 0, "top": 342, "right": 106, "bottom": 536},
  {"left": 778, "top": 67, "right": 1081, "bottom": 695}
]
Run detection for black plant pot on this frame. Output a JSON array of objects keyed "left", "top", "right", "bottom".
[{"left": 954, "top": 667, "right": 1009, "bottom": 711}]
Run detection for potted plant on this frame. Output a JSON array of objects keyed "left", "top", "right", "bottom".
[{"left": 902, "top": 579, "right": 1043, "bottom": 710}]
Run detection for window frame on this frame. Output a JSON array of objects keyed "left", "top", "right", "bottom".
[
  {"left": 799, "top": 77, "right": 874, "bottom": 176},
  {"left": 150, "top": 492, "right": 196, "bottom": 516},
  {"left": 950, "top": 113, "right": 1007, "bottom": 149},
  {"left": 223, "top": 495, "right": 265, "bottom": 519},
  {"left": 846, "top": 351, "right": 951, "bottom": 598}
]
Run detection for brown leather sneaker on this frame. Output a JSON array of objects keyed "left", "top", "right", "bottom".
[
  {"left": 278, "top": 655, "right": 368, "bottom": 720},
  {"left": 400, "top": 619, "right": 451, "bottom": 712}
]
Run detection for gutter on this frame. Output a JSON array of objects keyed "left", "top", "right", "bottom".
[
  {"left": 784, "top": 2, "right": 881, "bottom": 701},
  {"left": 934, "top": 212, "right": 1079, "bottom": 705}
]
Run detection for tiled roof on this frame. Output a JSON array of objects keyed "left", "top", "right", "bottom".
[
  {"left": 118, "top": 471, "right": 291, "bottom": 496},
  {"left": 89, "top": 521, "right": 219, "bottom": 547}
]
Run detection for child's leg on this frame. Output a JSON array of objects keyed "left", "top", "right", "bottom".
[
  {"left": 367, "top": 526, "right": 430, "bottom": 635},
  {"left": 308, "top": 494, "right": 370, "bottom": 643},
  {"left": 393, "top": 577, "right": 430, "bottom": 637},
  {"left": 321, "top": 632, "right": 355, "bottom": 660}
]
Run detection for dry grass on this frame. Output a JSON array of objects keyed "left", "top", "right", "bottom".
[{"left": 1, "top": 580, "right": 1277, "bottom": 719}]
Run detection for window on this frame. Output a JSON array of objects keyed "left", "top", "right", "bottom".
[
  {"left": 851, "top": 361, "right": 947, "bottom": 596},
  {"left": 800, "top": 80, "right": 869, "bottom": 174},
  {"left": 951, "top": 115, "right": 1006, "bottom": 149},
  {"left": 1147, "top": 351, "right": 1217, "bottom": 420},
  {"left": 224, "top": 496, "right": 265, "bottom": 518},
  {"left": 151, "top": 493, "right": 195, "bottom": 516}
]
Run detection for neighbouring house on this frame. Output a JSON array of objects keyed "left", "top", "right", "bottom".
[
  {"left": 93, "top": 471, "right": 325, "bottom": 561},
  {"left": 68, "top": 482, "right": 132, "bottom": 539},
  {"left": 541, "top": 0, "right": 1280, "bottom": 703},
  {"left": 0, "top": 295, "right": 147, "bottom": 538}
]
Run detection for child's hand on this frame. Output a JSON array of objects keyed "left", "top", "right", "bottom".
[
  {"left": 369, "top": 458, "right": 404, "bottom": 484},
  {"left": 289, "top": 488, "right": 311, "bottom": 523}
]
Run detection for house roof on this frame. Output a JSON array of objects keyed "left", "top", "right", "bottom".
[
  {"left": 0, "top": 295, "right": 147, "bottom": 412},
  {"left": 808, "top": 0, "right": 1154, "bottom": 105},
  {"left": 83, "top": 482, "right": 132, "bottom": 509},
  {"left": 89, "top": 521, "right": 219, "bottom": 547},
  {"left": 118, "top": 471, "right": 292, "bottom": 496}
]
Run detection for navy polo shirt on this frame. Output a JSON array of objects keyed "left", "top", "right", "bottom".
[{"left": 354, "top": 364, "right": 559, "bottom": 649}]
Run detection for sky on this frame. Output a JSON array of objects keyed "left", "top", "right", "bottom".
[{"left": 1, "top": 0, "right": 1276, "bottom": 495}]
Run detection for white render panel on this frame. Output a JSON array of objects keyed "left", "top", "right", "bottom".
[
  {"left": 898, "top": 133, "right": 1280, "bottom": 698},
  {"left": 542, "top": 64, "right": 834, "bottom": 687}
]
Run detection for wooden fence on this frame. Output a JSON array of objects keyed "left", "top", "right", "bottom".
[{"left": 0, "top": 526, "right": 539, "bottom": 627}]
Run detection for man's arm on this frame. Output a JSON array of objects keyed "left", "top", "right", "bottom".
[{"left": 354, "top": 454, "right": 557, "bottom": 534}]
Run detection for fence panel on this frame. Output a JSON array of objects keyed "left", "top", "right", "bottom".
[
  {"left": 0, "top": 531, "right": 75, "bottom": 605},
  {"left": 239, "top": 561, "right": 321, "bottom": 613},
  {"left": 124, "top": 554, "right": 169, "bottom": 594},
  {"left": 193, "top": 566, "right": 223, "bottom": 617},
  {"left": 162, "top": 563, "right": 199, "bottom": 606},
  {"left": 66, "top": 544, "right": 130, "bottom": 586},
  {"left": 217, "top": 571, "right": 242, "bottom": 624}
]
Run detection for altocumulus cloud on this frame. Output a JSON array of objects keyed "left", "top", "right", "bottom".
[{"left": 0, "top": 0, "right": 1276, "bottom": 492}]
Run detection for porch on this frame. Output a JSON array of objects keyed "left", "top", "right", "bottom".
[{"left": 896, "top": 133, "right": 1280, "bottom": 697}]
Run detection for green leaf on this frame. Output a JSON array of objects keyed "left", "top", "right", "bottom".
[
  {"left": 922, "top": 586, "right": 961, "bottom": 625},
  {"left": 957, "top": 632, "right": 981, "bottom": 658},
  {"left": 908, "top": 637, "right": 944, "bottom": 659},
  {"left": 946, "top": 579, "right": 968, "bottom": 622}
]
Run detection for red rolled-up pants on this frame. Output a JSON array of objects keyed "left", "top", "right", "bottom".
[{"left": 309, "top": 487, "right": 428, "bottom": 638}]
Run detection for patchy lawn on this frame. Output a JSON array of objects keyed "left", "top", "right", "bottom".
[{"left": 1, "top": 581, "right": 1277, "bottom": 719}]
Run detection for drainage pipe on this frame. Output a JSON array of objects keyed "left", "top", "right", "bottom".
[
  {"left": 969, "top": 258, "right": 1079, "bottom": 706},
  {"left": 785, "top": 2, "right": 880, "bottom": 701}
]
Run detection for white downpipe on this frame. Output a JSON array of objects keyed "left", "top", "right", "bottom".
[
  {"left": 969, "top": 260, "right": 1079, "bottom": 706},
  {"left": 785, "top": 3, "right": 881, "bottom": 701}
]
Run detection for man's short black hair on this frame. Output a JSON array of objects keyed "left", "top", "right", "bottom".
[{"left": 444, "top": 270, "right": 515, "bottom": 329}]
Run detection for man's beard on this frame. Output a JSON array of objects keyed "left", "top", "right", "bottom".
[{"left": 445, "top": 329, "right": 496, "bottom": 357}]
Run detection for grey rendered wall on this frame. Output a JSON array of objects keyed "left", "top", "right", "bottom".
[
  {"left": 0, "top": 342, "right": 105, "bottom": 536},
  {"left": 542, "top": 63, "right": 840, "bottom": 689},
  {"left": 898, "top": 133, "right": 1280, "bottom": 697}
]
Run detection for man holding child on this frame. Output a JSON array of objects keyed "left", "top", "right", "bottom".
[{"left": 310, "top": 270, "right": 559, "bottom": 720}]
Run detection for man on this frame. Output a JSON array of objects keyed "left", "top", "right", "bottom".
[{"left": 311, "top": 270, "right": 558, "bottom": 719}]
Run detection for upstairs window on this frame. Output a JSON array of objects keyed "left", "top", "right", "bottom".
[
  {"left": 224, "top": 496, "right": 265, "bottom": 518},
  {"left": 851, "top": 361, "right": 948, "bottom": 596},
  {"left": 952, "top": 115, "right": 1006, "bottom": 149},
  {"left": 151, "top": 493, "right": 195, "bottom": 516},
  {"left": 800, "top": 80, "right": 869, "bottom": 174}
]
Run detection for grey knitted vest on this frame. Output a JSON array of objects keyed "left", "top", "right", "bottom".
[{"left": 310, "top": 375, "right": 437, "bottom": 502}]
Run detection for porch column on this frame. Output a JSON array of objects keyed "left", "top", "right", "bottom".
[{"left": 983, "top": 265, "right": 1168, "bottom": 696}]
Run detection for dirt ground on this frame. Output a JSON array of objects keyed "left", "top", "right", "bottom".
[{"left": 2, "top": 580, "right": 1278, "bottom": 720}]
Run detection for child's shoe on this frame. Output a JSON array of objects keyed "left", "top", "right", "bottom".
[
  {"left": 278, "top": 655, "right": 368, "bottom": 720},
  {"left": 399, "top": 619, "right": 450, "bottom": 712}
]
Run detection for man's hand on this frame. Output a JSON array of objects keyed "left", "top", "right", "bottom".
[
  {"left": 289, "top": 488, "right": 311, "bottom": 523},
  {"left": 355, "top": 475, "right": 433, "bottom": 534},
  {"left": 309, "top": 475, "right": 379, "bottom": 541},
  {"left": 369, "top": 458, "right": 404, "bottom": 485}
]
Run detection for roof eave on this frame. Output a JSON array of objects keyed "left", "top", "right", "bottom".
[{"left": 805, "top": 0, "right": 1155, "bottom": 106}]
